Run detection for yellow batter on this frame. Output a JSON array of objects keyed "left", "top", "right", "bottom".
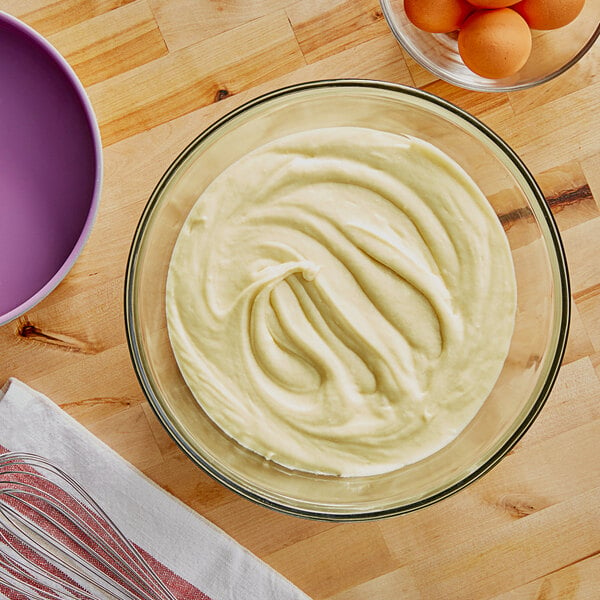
[{"left": 166, "top": 127, "right": 516, "bottom": 476}]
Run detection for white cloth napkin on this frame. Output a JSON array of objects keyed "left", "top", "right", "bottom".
[{"left": 0, "top": 378, "right": 311, "bottom": 600}]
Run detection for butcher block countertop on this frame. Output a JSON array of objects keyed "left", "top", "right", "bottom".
[{"left": 1, "top": 1, "right": 599, "bottom": 598}]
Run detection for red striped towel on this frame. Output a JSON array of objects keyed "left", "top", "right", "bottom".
[{"left": 0, "top": 378, "right": 311, "bottom": 600}]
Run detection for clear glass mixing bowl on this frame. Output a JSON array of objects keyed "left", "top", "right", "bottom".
[
  {"left": 380, "top": 0, "right": 600, "bottom": 92},
  {"left": 125, "top": 80, "right": 569, "bottom": 520}
]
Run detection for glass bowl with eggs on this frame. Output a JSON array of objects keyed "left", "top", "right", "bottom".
[
  {"left": 380, "top": 0, "right": 600, "bottom": 91},
  {"left": 125, "top": 80, "right": 569, "bottom": 520}
]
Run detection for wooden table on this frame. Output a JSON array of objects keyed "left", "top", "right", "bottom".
[{"left": 1, "top": 2, "right": 599, "bottom": 598}]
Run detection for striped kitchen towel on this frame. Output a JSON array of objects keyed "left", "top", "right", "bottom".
[{"left": 0, "top": 378, "right": 311, "bottom": 600}]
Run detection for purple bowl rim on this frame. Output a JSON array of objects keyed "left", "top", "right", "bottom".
[{"left": 0, "top": 11, "right": 103, "bottom": 326}]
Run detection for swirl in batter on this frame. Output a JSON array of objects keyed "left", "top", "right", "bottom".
[{"left": 166, "top": 127, "right": 516, "bottom": 476}]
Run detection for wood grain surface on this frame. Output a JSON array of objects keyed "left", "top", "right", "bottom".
[{"left": 1, "top": 1, "right": 599, "bottom": 598}]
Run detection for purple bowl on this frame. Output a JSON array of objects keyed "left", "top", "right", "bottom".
[{"left": 0, "top": 12, "right": 102, "bottom": 325}]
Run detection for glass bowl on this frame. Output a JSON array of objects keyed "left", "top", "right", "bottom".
[
  {"left": 380, "top": 0, "right": 600, "bottom": 92},
  {"left": 125, "top": 80, "right": 569, "bottom": 521}
]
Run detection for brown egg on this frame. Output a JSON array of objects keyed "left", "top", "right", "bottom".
[
  {"left": 458, "top": 9, "right": 532, "bottom": 78},
  {"left": 513, "top": 0, "right": 585, "bottom": 30},
  {"left": 468, "top": 0, "right": 519, "bottom": 6},
  {"left": 404, "top": 0, "right": 473, "bottom": 33}
]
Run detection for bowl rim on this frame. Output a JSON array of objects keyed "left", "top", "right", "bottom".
[
  {"left": 0, "top": 11, "right": 103, "bottom": 326},
  {"left": 379, "top": 0, "right": 600, "bottom": 92},
  {"left": 125, "top": 79, "right": 570, "bottom": 521}
]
